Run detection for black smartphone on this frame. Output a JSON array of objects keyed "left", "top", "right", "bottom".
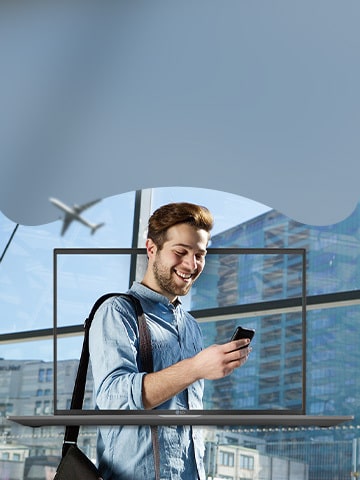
[{"left": 230, "top": 326, "right": 255, "bottom": 347}]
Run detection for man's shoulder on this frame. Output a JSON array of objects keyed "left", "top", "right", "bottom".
[{"left": 92, "top": 293, "right": 139, "bottom": 316}]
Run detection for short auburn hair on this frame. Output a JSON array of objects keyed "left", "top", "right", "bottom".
[{"left": 147, "top": 202, "right": 214, "bottom": 248}]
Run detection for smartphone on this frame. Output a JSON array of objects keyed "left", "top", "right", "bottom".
[{"left": 230, "top": 326, "right": 255, "bottom": 347}]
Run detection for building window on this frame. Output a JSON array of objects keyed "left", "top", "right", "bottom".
[
  {"left": 34, "top": 401, "right": 42, "bottom": 415},
  {"left": 239, "top": 454, "right": 254, "bottom": 470},
  {"left": 219, "top": 450, "right": 234, "bottom": 467},
  {"left": 38, "top": 368, "right": 45, "bottom": 383},
  {"left": 43, "top": 400, "right": 51, "bottom": 414},
  {"left": 46, "top": 368, "right": 53, "bottom": 382}
]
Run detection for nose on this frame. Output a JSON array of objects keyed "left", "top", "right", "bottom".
[{"left": 183, "top": 253, "right": 197, "bottom": 271}]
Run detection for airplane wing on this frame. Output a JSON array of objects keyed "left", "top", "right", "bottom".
[
  {"left": 60, "top": 214, "right": 73, "bottom": 236},
  {"left": 73, "top": 199, "right": 102, "bottom": 214}
]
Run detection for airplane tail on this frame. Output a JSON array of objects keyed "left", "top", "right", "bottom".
[{"left": 91, "top": 222, "right": 105, "bottom": 235}]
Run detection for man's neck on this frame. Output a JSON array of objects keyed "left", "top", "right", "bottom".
[{"left": 140, "top": 279, "right": 178, "bottom": 304}]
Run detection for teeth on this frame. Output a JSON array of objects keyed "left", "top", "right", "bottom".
[{"left": 175, "top": 270, "right": 192, "bottom": 279}]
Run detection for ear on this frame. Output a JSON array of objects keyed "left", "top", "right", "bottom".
[{"left": 145, "top": 238, "right": 157, "bottom": 259}]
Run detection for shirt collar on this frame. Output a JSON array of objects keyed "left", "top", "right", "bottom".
[{"left": 130, "top": 281, "right": 182, "bottom": 308}]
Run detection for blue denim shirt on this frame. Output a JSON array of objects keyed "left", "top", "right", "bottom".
[{"left": 89, "top": 282, "right": 205, "bottom": 479}]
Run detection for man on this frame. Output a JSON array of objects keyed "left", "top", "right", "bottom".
[{"left": 89, "top": 202, "right": 251, "bottom": 479}]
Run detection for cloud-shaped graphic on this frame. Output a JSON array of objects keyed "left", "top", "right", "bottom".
[{"left": 1, "top": 2, "right": 359, "bottom": 226}]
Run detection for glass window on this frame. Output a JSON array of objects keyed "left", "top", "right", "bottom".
[
  {"left": 2, "top": 187, "right": 360, "bottom": 480},
  {"left": 307, "top": 305, "right": 360, "bottom": 418},
  {"left": 0, "top": 191, "right": 135, "bottom": 334},
  {"left": 219, "top": 450, "right": 234, "bottom": 467},
  {"left": 239, "top": 454, "right": 254, "bottom": 470},
  {"left": 55, "top": 251, "right": 134, "bottom": 328},
  {"left": 43, "top": 400, "right": 51, "bottom": 414},
  {"left": 46, "top": 368, "right": 52, "bottom": 383},
  {"left": 34, "top": 401, "right": 42, "bottom": 415},
  {"left": 38, "top": 369, "right": 45, "bottom": 383},
  {"left": 0, "top": 216, "right": 18, "bottom": 258}
]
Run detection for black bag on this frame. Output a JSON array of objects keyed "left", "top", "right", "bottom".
[
  {"left": 54, "top": 293, "right": 159, "bottom": 480},
  {"left": 54, "top": 444, "right": 102, "bottom": 480}
]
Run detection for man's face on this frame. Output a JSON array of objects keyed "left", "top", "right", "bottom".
[{"left": 147, "top": 223, "right": 209, "bottom": 301}]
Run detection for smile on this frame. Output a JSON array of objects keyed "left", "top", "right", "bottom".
[{"left": 174, "top": 270, "right": 194, "bottom": 280}]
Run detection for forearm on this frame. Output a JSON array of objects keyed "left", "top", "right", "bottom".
[
  {"left": 142, "top": 357, "right": 199, "bottom": 410},
  {"left": 142, "top": 339, "right": 251, "bottom": 410}
]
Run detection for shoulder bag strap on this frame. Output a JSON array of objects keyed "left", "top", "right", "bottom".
[
  {"left": 62, "top": 293, "right": 160, "bottom": 480},
  {"left": 133, "top": 297, "right": 160, "bottom": 480}
]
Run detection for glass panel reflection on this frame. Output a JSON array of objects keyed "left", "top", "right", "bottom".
[{"left": 201, "top": 311, "right": 303, "bottom": 412}]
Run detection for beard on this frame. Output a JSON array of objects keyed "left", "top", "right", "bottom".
[{"left": 152, "top": 255, "right": 197, "bottom": 298}]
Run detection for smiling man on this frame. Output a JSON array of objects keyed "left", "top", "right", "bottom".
[{"left": 89, "top": 202, "right": 251, "bottom": 480}]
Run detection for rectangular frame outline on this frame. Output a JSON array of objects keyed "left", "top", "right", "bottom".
[{"left": 53, "top": 247, "right": 307, "bottom": 417}]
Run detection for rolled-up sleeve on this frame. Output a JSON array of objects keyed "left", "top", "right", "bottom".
[{"left": 89, "top": 297, "right": 145, "bottom": 410}]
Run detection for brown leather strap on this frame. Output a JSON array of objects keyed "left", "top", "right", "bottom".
[{"left": 137, "top": 308, "right": 160, "bottom": 480}]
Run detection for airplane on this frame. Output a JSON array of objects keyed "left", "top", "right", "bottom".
[{"left": 49, "top": 197, "right": 105, "bottom": 236}]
